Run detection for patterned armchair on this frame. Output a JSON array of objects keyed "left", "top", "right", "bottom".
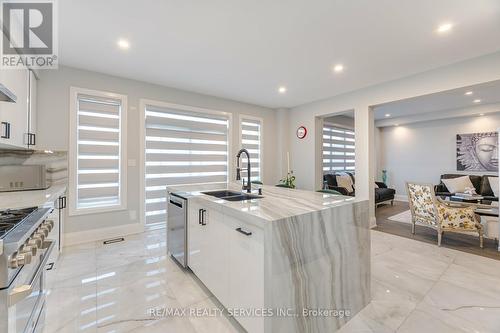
[{"left": 406, "top": 182, "right": 483, "bottom": 248}]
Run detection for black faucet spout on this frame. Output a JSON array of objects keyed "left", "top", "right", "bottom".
[{"left": 236, "top": 148, "right": 251, "bottom": 193}]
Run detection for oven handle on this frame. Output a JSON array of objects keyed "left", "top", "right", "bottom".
[{"left": 8, "top": 240, "right": 55, "bottom": 307}]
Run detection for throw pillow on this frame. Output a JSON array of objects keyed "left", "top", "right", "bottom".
[
  {"left": 336, "top": 173, "right": 354, "bottom": 193},
  {"left": 442, "top": 176, "right": 474, "bottom": 194},
  {"left": 489, "top": 176, "right": 499, "bottom": 197}
]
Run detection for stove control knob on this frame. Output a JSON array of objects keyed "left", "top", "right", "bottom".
[
  {"left": 37, "top": 227, "right": 49, "bottom": 237},
  {"left": 34, "top": 231, "right": 46, "bottom": 242},
  {"left": 21, "top": 244, "right": 37, "bottom": 257},
  {"left": 40, "top": 226, "right": 51, "bottom": 235},
  {"left": 9, "top": 252, "right": 32, "bottom": 268},
  {"left": 27, "top": 237, "right": 42, "bottom": 250},
  {"left": 42, "top": 222, "right": 53, "bottom": 232},
  {"left": 45, "top": 220, "right": 55, "bottom": 229}
]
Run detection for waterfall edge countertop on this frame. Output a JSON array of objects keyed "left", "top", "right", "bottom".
[
  {"left": 0, "top": 183, "right": 67, "bottom": 210},
  {"left": 166, "top": 182, "right": 361, "bottom": 223},
  {"left": 166, "top": 182, "right": 370, "bottom": 333}
]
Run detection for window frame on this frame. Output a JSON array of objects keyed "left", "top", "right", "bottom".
[
  {"left": 238, "top": 114, "right": 264, "bottom": 183},
  {"left": 139, "top": 98, "right": 233, "bottom": 226},
  {"left": 322, "top": 122, "right": 355, "bottom": 173},
  {"left": 69, "top": 87, "right": 128, "bottom": 216}
]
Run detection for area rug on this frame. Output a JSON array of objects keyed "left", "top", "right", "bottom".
[
  {"left": 388, "top": 210, "right": 412, "bottom": 224},
  {"left": 387, "top": 209, "right": 498, "bottom": 238}
]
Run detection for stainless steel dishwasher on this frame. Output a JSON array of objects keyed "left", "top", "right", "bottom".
[{"left": 167, "top": 192, "right": 188, "bottom": 267}]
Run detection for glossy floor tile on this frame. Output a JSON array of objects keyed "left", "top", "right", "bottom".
[
  {"left": 43, "top": 228, "right": 500, "bottom": 333},
  {"left": 339, "top": 230, "right": 500, "bottom": 333}
]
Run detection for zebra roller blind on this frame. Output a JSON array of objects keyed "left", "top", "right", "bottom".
[
  {"left": 240, "top": 117, "right": 262, "bottom": 182},
  {"left": 71, "top": 90, "right": 127, "bottom": 214},
  {"left": 322, "top": 122, "right": 355, "bottom": 173},
  {"left": 144, "top": 103, "right": 230, "bottom": 224}
]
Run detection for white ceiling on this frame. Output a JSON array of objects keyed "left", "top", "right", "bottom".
[
  {"left": 373, "top": 79, "right": 500, "bottom": 120},
  {"left": 59, "top": 0, "right": 500, "bottom": 108}
]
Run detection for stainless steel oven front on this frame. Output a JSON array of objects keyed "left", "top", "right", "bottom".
[{"left": 1, "top": 240, "right": 55, "bottom": 333}]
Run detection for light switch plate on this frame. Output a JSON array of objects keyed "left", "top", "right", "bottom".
[{"left": 128, "top": 159, "right": 136, "bottom": 167}]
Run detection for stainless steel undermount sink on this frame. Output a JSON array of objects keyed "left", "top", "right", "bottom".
[{"left": 202, "top": 190, "right": 262, "bottom": 201}]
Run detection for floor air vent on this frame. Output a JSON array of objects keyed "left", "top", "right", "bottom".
[{"left": 103, "top": 237, "right": 125, "bottom": 245}]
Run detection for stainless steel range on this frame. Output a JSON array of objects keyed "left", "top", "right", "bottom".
[{"left": 0, "top": 206, "right": 56, "bottom": 333}]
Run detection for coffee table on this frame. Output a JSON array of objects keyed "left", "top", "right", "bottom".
[{"left": 450, "top": 195, "right": 485, "bottom": 204}]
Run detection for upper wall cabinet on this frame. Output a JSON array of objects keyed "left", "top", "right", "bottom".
[{"left": 0, "top": 68, "right": 38, "bottom": 150}]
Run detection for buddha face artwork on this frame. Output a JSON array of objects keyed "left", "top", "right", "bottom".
[{"left": 457, "top": 132, "right": 499, "bottom": 172}]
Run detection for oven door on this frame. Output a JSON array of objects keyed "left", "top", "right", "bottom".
[{"left": 7, "top": 240, "right": 55, "bottom": 333}]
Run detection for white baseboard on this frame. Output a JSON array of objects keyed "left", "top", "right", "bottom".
[
  {"left": 394, "top": 194, "right": 408, "bottom": 202},
  {"left": 64, "top": 223, "right": 145, "bottom": 247}
]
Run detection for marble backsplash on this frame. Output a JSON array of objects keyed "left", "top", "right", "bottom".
[{"left": 0, "top": 149, "right": 68, "bottom": 185}]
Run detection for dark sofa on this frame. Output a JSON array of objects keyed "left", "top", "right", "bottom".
[
  {"left": 323, "top": 172, "right": 396, "bottom": 205},
  {"left": 434, "top": 174, "right": 498, "bottom": 202}
]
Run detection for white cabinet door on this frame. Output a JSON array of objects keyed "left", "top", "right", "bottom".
[
  {"left": 187, "top": 202, "right": 231, "bottom": 305},
  {"left": 57, "top": 194, "right": 66, "bottom": 252},
  {"left": 202, "top": 208, "right": 231, "bottom": 305},
  {"left": 46, "top": 203, "right": 60, "bottom": 265},
  {"left": 188, "top": 201, "right": 204, "bottom": 276},
  {"left": 27, "top": 70, "right": 37, "bottom": 148},
  {"left": 227, "top": 218, "right": 265, "bottom": 333},
  {"left": 0, "top": 68, "right": 29, "bottom": 148}
]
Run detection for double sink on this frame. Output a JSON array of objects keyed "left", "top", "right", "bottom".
[{"left": 202, "top": 190, "right": 262, "bottom": 202}]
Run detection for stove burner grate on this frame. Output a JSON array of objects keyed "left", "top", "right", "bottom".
[{"left": 0, "top": 207, "right": 38, "bottom": 238}]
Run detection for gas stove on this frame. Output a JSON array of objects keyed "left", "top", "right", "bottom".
[
  {"left": 0, "top": 205, "right": 56, "bottom": 333},
  {"left": 0, "top": 207, "right": 38, "bottom": 239}
]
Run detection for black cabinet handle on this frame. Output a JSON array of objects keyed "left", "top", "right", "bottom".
[
  {"left": 236, "top": 227, "right": 252, "bottom": 236},
  {"left": 1, "top": 122, "right": 10, "bottom": 139},
  {"left": 201, "top": 209, "right": 207, "bottom": 225},
  {"left": 29, "top": 133, "right": 36, "bottom": 146},
  {"left": 59, "top": 196, "right": 67, "bottom": 209},
  {"left": 198, "top": 209, "right": 203, "bottom": 225}
]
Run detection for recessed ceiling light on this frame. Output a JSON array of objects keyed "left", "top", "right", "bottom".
[
  {"left": 278, "top": 86, "right": 287, "bottom": 94},
  {"left": 333, "top": 64, "right": 344, "bottom": 73},
  {"left": 385, "top": 114, "right": 391, "bottom": 118},
  {"left": 464, "top": 91, "right": 473, "bottom": 96},
  {"left": 479, "top": 113, "right": 485, "bottom": 116},
  {"left": 473, "top": 99, "right": 481, "bottom": 103},
  {"left": 437, "top": 22, "right": 453, "bottom": 34},
  {"left": 117, "top": 38, "right": 130, "bottom": 50}
]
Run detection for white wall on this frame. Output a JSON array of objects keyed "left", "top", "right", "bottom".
[
  {"left": 323, "top": 114, "right": 355, "bottom": 129},
  {"left": 275, "top": 108, "right": 290, "bottom": 179},
  {"left": 289, "top": 51, "right": 500, "bottom": 226},
  {"left": 37, "top": 66, "right": 279, "bottom": 238},
  {"left": 379, "top": 112, "right": 500, "bottom": 200}
]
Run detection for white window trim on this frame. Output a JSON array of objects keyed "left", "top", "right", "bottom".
[
  {"left": 69, "top": 87, "right": 128, "bottom": 216},
  {"left": 238, "top": 114, "right": 264, "bottom": 183},
  {"left": 139, "top": 98, "right": 233, "bottom": 227}
]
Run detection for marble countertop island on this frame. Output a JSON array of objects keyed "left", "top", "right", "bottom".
[
  {"left": 167, "top": 182, "right": 370, "bottom": 333},
  {"left": 167, "top": 182, "right": 361, "bottom": 223}
]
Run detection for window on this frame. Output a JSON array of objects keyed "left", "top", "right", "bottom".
[
  {"left": 239, "top": 116, "right": 263, "bottom": 183},
  {"left": 322, "top": 122, "right": 355, "bottom": 173},
  {"left": 69, "top": 87, "right": 127, "bottom": 215},
  {"left": 142, "top": 101, "right": 230, "bottom": 225}
]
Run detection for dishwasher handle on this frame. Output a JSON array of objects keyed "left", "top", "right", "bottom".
[{"left": 169, "top": 198, "right": 183, "bottom": 208}]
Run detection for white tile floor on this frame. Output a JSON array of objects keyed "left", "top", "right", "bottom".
[{"left": 43, "top": 228, "right": 500, "bottom": 333}]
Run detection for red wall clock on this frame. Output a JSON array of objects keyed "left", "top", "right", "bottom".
[{"left": 296, "top": 126, "right": 307, "bottom": 139}]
